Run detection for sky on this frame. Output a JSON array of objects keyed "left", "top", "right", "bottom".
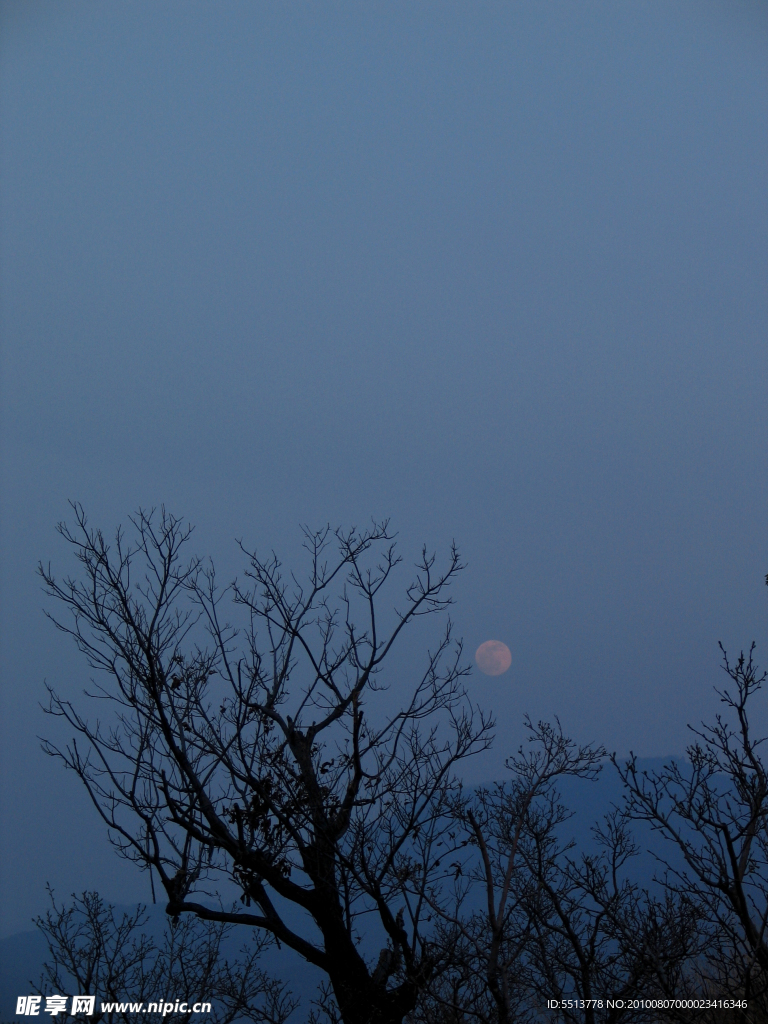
[{"left": 1, "top": 0, "right": 767, "bottom": 939}]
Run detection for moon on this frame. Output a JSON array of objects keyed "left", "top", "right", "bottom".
[{"left": 475, "top": 640, "right": 512, "bottom": 677}]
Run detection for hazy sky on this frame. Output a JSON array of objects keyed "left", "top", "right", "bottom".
[{"left": 1, "top": 1, "right": 767, "bottom": 938}]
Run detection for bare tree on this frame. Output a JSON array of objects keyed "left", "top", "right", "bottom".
[
  {"left": 34, "top": 889, "right": 295, "bottom": 1024},
  {"left": 516, "top": 804, "right": 703, "bottom": 1024},
  {"left": 414, "top": 722, "right": 702, "bottom": 1024},
  {"left": 615, "top": 642, "right": 768, "bottom": 1021},
  {"left": 421, "top": 720, "right": 604, "bottom": 1023},
  {"left": 40, "top": 506, "right": 493, "bottom": 1024}
]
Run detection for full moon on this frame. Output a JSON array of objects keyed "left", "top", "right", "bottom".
[{"left": 475, "top": 640, "right": 512, "bottom": 676}]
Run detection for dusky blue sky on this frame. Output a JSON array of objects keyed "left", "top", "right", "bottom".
[{"left": 1, "top": 1, "right": 766, "bottom": 938}]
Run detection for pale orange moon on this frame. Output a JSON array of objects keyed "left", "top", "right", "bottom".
[{"left": 475, "top": 640, "right": 512, "bottom": 676}]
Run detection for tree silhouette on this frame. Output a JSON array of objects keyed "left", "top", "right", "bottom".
[
  {"left": 34, "top": 888, "right": 294, "bottom": 1024},
  {"left": 615, "top": 642, "right": 768, "bottom": 1021},
  {"left": 39, "top": 504, "right": 765, "bottom": 1023},
  {"left": 40, "top": 506, "right": 493, "bottom": 1024}
]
